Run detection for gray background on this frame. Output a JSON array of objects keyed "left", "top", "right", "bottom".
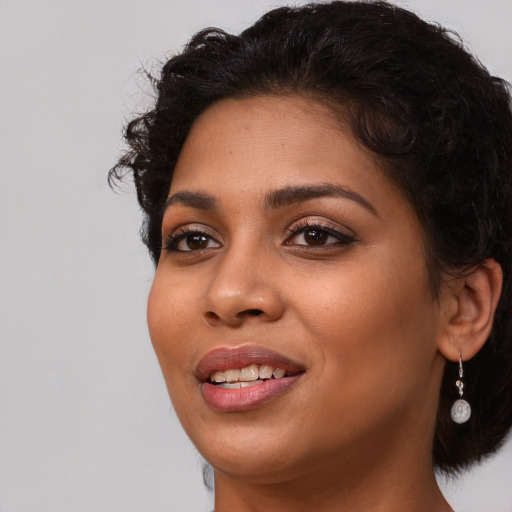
[{"left": 1, "top": 1, "right": 511, "bottom": 511}]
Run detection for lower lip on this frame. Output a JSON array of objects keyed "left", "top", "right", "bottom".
[{"left": 200, "top": 375, "right": 302, "bottom": 412}]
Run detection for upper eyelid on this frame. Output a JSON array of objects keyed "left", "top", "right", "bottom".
[
  {"left": 287, "top": 226, "right": 354, "bottom": 243},
  {"left": 163, "top": 222, "right": 218, "bottom": 239},
  {"left": 285, "top": 217, "right": 356, "bottom": 237},
  {"left": 162, "top": 224, "right": 222, "bottom": 250}
]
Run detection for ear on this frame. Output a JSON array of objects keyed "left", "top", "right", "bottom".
[{"left": 437, "top": 259, "right": 503, "bottom": 362}]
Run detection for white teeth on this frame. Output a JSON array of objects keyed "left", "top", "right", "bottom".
[
  {"left": 239, "top": 364, "right": 259, "bottom": 381},
  {"left": 273, "top": 368, "right": 286, "bottom": 379},
  {"left": 219, "top": 382, "right": 242, "bottom": 389},
  {"left": 259, "top": 364, "right": 274, "bottom": 380},
  {"left": 217, "top": 380, "right": 263, "bottom": 389},
  {"left": 224, "top": 369, "right": 241, "bottom": 383},
  {"left": 209, "top": 364, "right": 291, "bottom": 384},
  {"left": 240, "top": 380, "right": 262, "bottom": 388},
  {"left": 210, "top": 370, "right": 226, "bottom": 383}
]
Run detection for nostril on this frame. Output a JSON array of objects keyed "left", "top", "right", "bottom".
[
  {"left": 204, "top": 309, "right": 263, "bottom": 323},
  {"left": 242, "top": 309, "right": 264, "bottom": 317}
]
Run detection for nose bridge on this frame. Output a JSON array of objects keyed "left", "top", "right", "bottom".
[{"left": 201, "top": 240, "right": 283, "bottom": 325}]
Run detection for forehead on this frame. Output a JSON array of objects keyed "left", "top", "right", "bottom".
[{"left": 169, "top": 95, "right": 390, "bottom": 199}]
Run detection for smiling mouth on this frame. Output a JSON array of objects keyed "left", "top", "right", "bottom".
[
  {"left": 197, "top": 345, "right": 305, "bottom": 411},
  {"left": 208, "top": 364, "right": 299, "bottom": 389}
]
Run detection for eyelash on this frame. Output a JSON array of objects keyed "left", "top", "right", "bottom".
[
  {"left": 163, "top": 220, "right": 356, "bottom": 253},
  {"left": 163, "top": 226, "right": 221, "bottom": 253},
  {"left": 284, "top": 220, "right": 356, "bottom": 248}
]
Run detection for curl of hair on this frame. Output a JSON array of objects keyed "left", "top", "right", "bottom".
[{"left": 110, "top": 1, "right": 512, "bottom": 473}]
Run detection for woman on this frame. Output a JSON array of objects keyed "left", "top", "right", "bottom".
[{"left": 110, "top": 1, "right": 512, "bottom": 510}]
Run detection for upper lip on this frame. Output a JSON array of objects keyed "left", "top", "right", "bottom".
[{"left": 195, "top": 345, "right": 306, "bottom": 382}]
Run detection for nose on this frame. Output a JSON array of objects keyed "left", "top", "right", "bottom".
[{"left": 201, "top": 248, "right": 285, "bottom": 327}]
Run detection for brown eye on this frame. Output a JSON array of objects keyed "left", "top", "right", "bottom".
[
  {"left": 185, "top": 234, "right": 209, "bottom": 250},
  {"left": 285, "top": 223, "right": 356, "bottom": 248},
  {"left": 165, "top": 229, "right": 221, "bottom": 252},
  {"left": 303, "top": 229, "right": 328, "bottom": 245}
]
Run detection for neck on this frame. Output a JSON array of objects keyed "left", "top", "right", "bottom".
[
  {"left": 212, "top": 421, "right": 452, "bottom": 512},
  {"left": 214, "top": 463, "right": 451, "bottom": 512}
]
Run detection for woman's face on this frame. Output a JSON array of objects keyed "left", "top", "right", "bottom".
[{"left": 148, "top": 95, "right": 447, "bottom": 483}]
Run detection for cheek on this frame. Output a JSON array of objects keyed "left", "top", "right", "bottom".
[
  {"left": 147, "top": 272, "right": 198, "bottom": 376},
  {"left": 299, "top": 253, "right": 438, "bottom": 386},
  {"left": 289, "top": 267, "right": 438, "bottom": 444},
  {"left": 147, "top": 275, "right": 205, "bottom": 431}
]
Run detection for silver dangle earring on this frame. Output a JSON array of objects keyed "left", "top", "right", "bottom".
[{"left": 450, "top": 350, "right": 471, "bottom": 424}]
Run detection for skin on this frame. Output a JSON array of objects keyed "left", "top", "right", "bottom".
[{"left": 147, "top": 95, "right": 458, "bottom": 511}]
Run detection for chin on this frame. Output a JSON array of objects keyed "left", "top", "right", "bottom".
[{"left": 181, "top": 413, "right": 309, "bottom": 482}]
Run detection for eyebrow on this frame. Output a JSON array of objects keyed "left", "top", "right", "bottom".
[
  {"left": 163, "top": 191, "right": 217, "bottom": 212},
  {"left": 163, "top": 183, "right": 378, "bottom": 217},
  {"left": 264, "top": 183, "right": 379, "bottom": 217}
]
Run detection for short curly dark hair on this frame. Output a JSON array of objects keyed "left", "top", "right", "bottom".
[{"left": 110, "top": 0, "right": 512, "bottom": 473}]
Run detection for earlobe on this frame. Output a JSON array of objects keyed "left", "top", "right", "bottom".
[{"left": 438, "top": 258, "right": 503, "bottom": 362}]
